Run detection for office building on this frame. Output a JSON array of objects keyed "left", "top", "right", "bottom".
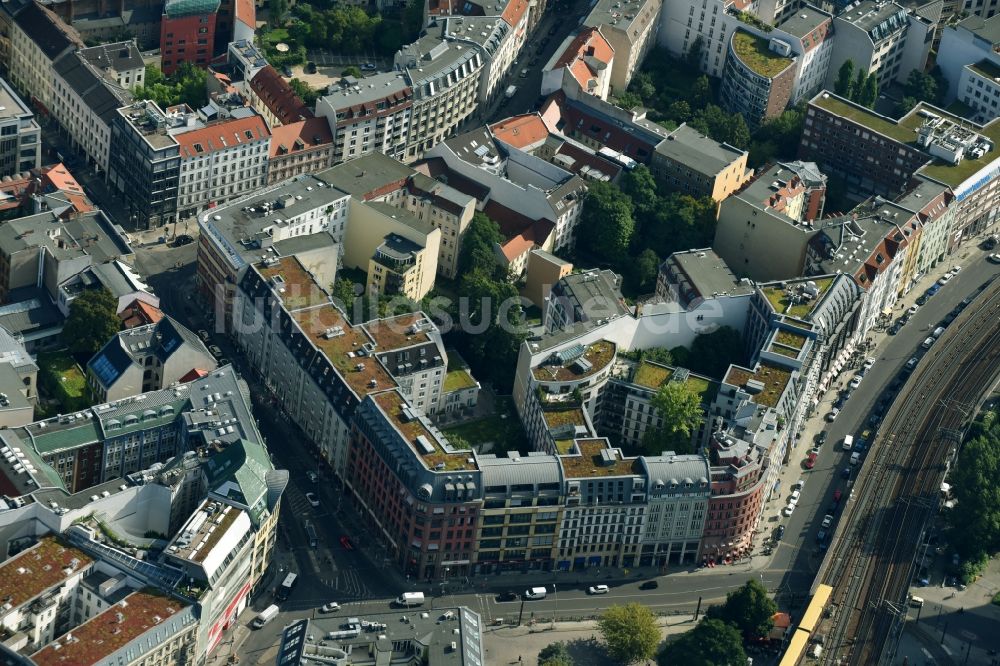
[
  {"left": 937, "top": 14, "right": 1000, "bottom": 123},
  {"left": 267, "top": 117, "right": 335, "bottom": 184},
  {"left": 650, "top": 123, "right": 751, "bottom": 201},
  {"left": 159, "top": 0, "right": 219, "bottom": 75},
  {"left": 0, "top": 76, "right": 39, "bottom": 177},
  {"left": 8, "top": 1, "right": 83, "bottom": 110},
  {"left": 582, "top": 0, "right": 662, "bottom": 93},
  {"left": 315, "top": 74, "right": 413, "bottom": 164}
]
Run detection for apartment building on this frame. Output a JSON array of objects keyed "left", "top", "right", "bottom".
[
  {"left": 422, "top": 127, "right": 588, "bottom": 264},
  {"left": 825, "top": 0, "right": 936, "bottom": 90},
  {"left": 247, "top": 64, "right": 312, "bottom": 128},
  {"left": 894, "top": 175, "right": 953, "bottom": 275},
  {"left": 233, "top": 255, "right": 449, "bottom": 475},
  {"left": 395, "top": 23, "right": 485, "bottom": 159},
  {"left": 86, "top": 316, "right": 217, "bottom": 402},
  {"left": 800, "top": 92, "right": 1000, "bottom": 244},
  {"left": 937, "top": 14, "right": 1000, "bottom": 123},
  {"left": 541, "top": 27, "right": 615, "bottom": 100},
  {"left": 77, "top": 40, "right": 144, "bottom": 88},
  {"left": 637, "top": 454, "right": 710, "bottom": 566},
  {"left": 713, "top": 160, "right": 828, "bottom": 280},
  {"left": 196, "top": 173, "right": 348, "bottom": 328},
  {"left": 0, "top": 76, "right": 39, "bottom": 177},
  {"left": 9, "top": 1, "right": 83, "bottom": 111},
  {"left": 349, "top": 389, "right": 480, "bottom": 579},
  {"left": 0, "top": 209, "right": 133, "bottom": 303},
  {"left": 721, "top": 29, "right": 797, "bottom": 126},
  {"left": 650, "top": 123, "right": 751, "bottom": 201},
  {"left": 160, "top": 0, "right": 219, "bottom": 75},
  {"left": 227, "top": 39, "right": 267, "bottom": 86},
  {"left": 583, "top": 0, "right": 662, "bottom": 93},
  {"left": 315, "top": 74, "right": 413, "bottom": 163},
  {"left": 659, "top": 0, "right": 749, "bottom": 79},
  {"left": 51, "top": 49, "right": 133, "bottom": 173},
  {"left": 474, "top": 452, "right": 563, "bottom": 573},
  {"left": 320, "top": 152, "right": 474, "bottom": 284},
  {"left": 107, "top": 101, "right": 183, "bottom": 229},
  {"left": 174, "top": 114, "right": 270, "bottom": 218},
  {"left": 267, "top": 117, "right": 335, "bottom": 184},
  {"left": 30, "top": 590, "right": 198, "bottom": 666}
]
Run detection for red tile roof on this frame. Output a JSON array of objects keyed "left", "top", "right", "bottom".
[
  {"left": 31, "top": 591, "right": 189, "bottom": 666},
  {"left": 250, "top": 65, "right": 313, "bottom": 125},
  {"left": 554, "top": 27, "right": 614, "bottom": 70},
  {"left": 234, "top": 0, "right": 255, "bottom": 29},
  {"left": 490, "top": 114, "right": 550, "bottom": 150},
  {"left": 502, "top": 0, "right": 530, "bottom": 27},
  {"left": 176, "top": 115, "right": 270, "bottom": 159},
  {"left": 179, "top": 368, "right": 210, "bottom": 383},
  {"left": 120, "top": 299, "right": 164, "bottom": 328},
  {"left": 268, "top": 117, "right": 333, "bottom": 158}
]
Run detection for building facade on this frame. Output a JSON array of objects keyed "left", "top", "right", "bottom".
[
  {"left": 160, "top": 0, "right": 219, "bottom": 75},
  {"left": 0, "top": 76, "right": 39, "bottom": 177}
]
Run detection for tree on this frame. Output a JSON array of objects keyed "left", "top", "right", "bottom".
[
  {"left": 947, "top": 414, "right": 1000, "bottom": 570},
  {"left": 630, "top": 248, "right": 660, "bottom": 293},
  {"left": 904, "top": 69, "right": 941, "bottom": 105},
  {"left": 852, "top": 69, "right": 868, "bottom": 104},
  {"left": 268, "top": 0, "right": 288, "bottom": 26},
  {"left": 134, "top": 63, "right": 207, "bottom": 109},
  {"left": 598, "top": 603, "right": 660, "bottom": 664},
  {"left": 288, "top": 78, "right": 320, "bottom": 106},
  {"left": 620, "top": 165, "right": 659, "bottom": 220},
  {"left": 690, "top": 104, "right": 750, "bottom": 149},
  {"left": 749, "top": 106, "right": 805, "bottom": 166},
  {"left": 538, "top": 641, "right": 574, "bottom": 666},
  {"left": 630, "top": 71, "right": 656, "bottom": 103},
  {"left": 341, "top": 66, "right": 362, "bottom": 78},
  {"left": 666, "top": 99, "right": 692, "bottom": 124},
  {"left": 858, "top": 75, "right": 879, "bottom": 108},
  {"left": 658, "top": 618, "right": 747, "bottom": 666},
  {"left": 402, "top": 0, "right": 426, "bottom": 42},
  {"left": 458, "top": 212, "right": 506, "bottom": 280},
  {"left": 578, "top": 181, "right": 635, "bottom": 262},
  {"left": 615, "top": 91, "right": 644, "bottom": 110},
  {"left": 650, "top": 381, "right": 703, "bottom": 440},
  {"left": 834, "top": 59, "right": 855, "bottom": 98},
  {"left": 63, "top": 288, "right": 121, "bottom": 356},
  {"left": 689, "top": 75, "right": 712, "bottom": 110},
  {"left": 640, "top": 347, "right": 673, "bottom": 367},
  {"left": 687, "top": 326, "right": 744, "bottom": 379},
  {"left": 706, "top": 579, "right": 777, "bottom": 640},
  {"left": 897, "top": 96, "right": 918, "bottom": 116},
  {"left": 686, "top": 36, "right": 705, "bottom": 69}
]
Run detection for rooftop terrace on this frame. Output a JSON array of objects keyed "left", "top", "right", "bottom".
[
  {"left": 0, "top": 538, "right": 92, "bottom": 610},
  {"left": 31, "top": 590, "right": 189, "bottom": 666},
  {"left": 362, "top": 313, "right": 433, "bottom": 351},
  {"left": 561, "top": 438, "right": 639, "bottom": 479},
  {"left": 293, "top": 305, "right": 396, "bottom": 398},
  {"left": 632, "top": 361, "right": 720, "bottom": 403},
  {"left": 725, "top": 362, "right": 793, "bottom": 408},
  {"left": 731, "top": 31, "right": 794, "bottom": 78},
  {"left": 532, "top": 340, "right": 616, "bottom": 382},
  {"left": 374, "top": 391, "right": 476, "bottom": 471},
  {"left": 760, "top": 277, "right": 834, "bottom": 319},
  {"left": 259, "top": 257, "right": 330, "bottom": 311}
]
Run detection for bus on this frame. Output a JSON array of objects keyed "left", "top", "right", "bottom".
[
  {"left": 276, "top": 573, "right": 297, "bottom": 601},
  {"left": 305, "top": 523, "right": 318, "bottom": 548}
]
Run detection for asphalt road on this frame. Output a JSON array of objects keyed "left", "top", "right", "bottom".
[{"left": 769, "top": 253, "right": 1000, "bottom": 599}]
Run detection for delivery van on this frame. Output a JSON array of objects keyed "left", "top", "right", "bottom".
[{"left": 395, "top": 592, "right": 425, "bottom": 607}]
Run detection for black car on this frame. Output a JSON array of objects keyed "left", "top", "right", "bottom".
[
  {"left": 828, "top": 502, "right": 839, "bottom": 514},
  {"left": 815, "top": 431, "right": 828, "bottom": 446},
  {"left": 775, "top": 524, "right": 786, "bottom": 540},
  {"left": 888, "top": 324, "right": 900, "bottom": 335},
  {"left": 639, "top": 580, "right": 659, "bottom": 590},
  {"left": 496, "top": 591, "right": 518, "bottom": 602},
  {"left": 841, "top": 467, "right": 851, "bottom": 480},
  {"left": 305, "top": 61, "right": 317, "bottom": 74},
  {"left": 916, "top": 294, "right": 929, "bottom": 306}
]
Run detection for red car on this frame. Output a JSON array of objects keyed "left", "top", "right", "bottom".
[
  {"left": 804, "top": 452, "right": 818, "bottom": 469},
  {"left": 833, "top": 489, "right": 842, "bottom": 503},
  {"left": 339, "top": 536, "right": 354, "bottom": 550}
]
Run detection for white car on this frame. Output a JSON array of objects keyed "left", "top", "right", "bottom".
[
  {"left": 320, "top": 602, "right": 340, "bottom": 613},
  {"left": 306, "top": 492, "right": 320, "bottom": 507},
  {"left": 306, "top": 471, "right": 318, "bottom": 483},
  {"left": 849, "top": 376, "right": 862, "bottom": 390},
  {"left": 826, "top": 407, "right": 840, "bottom": 422},
  {"left": 821, "top": 514, "right": 833, "bottom": 528},
  {"left": 907, "top": 305, "right": 919, "bottom": 315},
  {"left": 937, "top": 275, "right": 950, "bottom": 286},
  {"left": 783, "top": 504, "right": 795, "bottom": 517},
  {"left": 951, "top": 265, "right": 961, "bottom": 274},
  {"left": 862, "top": 358, "right": 875, "bottom": 371},
  {"left": 587, "top": 585, "right": 610, "bottom": 595},
  {"left": 988, "top": 253, "right": 1000, "bottom": 264}
]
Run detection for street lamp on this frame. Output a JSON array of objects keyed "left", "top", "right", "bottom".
[{"left": 552, "top": 584, "right": 558, "bottom": 628}]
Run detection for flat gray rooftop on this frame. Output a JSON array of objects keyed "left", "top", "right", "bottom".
[
  {"left": 654, "top": 124, "right": 745, "bottom": 176},
  {"left": 667, "top": 249, "right": 752, "bottom": 300},
  {"left": 318, "top": 153, "right": 415, "bottom": 198},
  {"left": 777, "top": 6, "right": 832, "bottom": 38}
]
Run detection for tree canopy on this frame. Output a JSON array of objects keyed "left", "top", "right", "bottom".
[
  {"left": 538, "top": 641, "right": 574, "bottom": 666},
  {"left": 834, "top": 60, "right": 855, "bottom": 98},
  {"left": 458, "top": 213, "right": 506, "bottom": 280},
  {"left": 687, "top": 326, "right": 745, "bottom": 379},
  {"left": 749, "top": 105, "right": 806, "bottom": 167},
  {"left": 658, "top": 618, "right": 747, "bottom": 666},
  {"left": 643, "top": 381, "right": 703, "bottom": 455},
  {"left": 598, "top": 603, "right": 661, "bottom": 664},
  {"left": 705, "top": 579, "right": 777, "bottom": 640},
  {"left": 578, "top": 181, "right": 635, "bottom": 262},
  {"left": 63, "top": 288, "right": 121, "bottom": 357},
  {"left": 947, "top": 408, "right": 1000, "bottom": 582},
  {"left": 134, "top": 64, "right": 207, "bottom": 110},
  {"left": 288, "top": 78, "right": 320, "bottom": 106}
]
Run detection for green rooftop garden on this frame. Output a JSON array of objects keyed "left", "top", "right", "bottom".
[
  {"left": 443, "top": 368, "right": 477, "bottom": 393},
  {"left": 775, "top": 330, "right": 807, "bottom": 349},
  {"left": 732, "top": 31, "right": 792, "bottom": 78},
  {"left": 813, "top": 94, "right": 916, "bottom": 143},
  {"left": 761, "top": 277, "right": 834, "bottom": 319},
  {"left": 442, "top": 396, "right": 528, "bottom": 455},
  {"left": 634, "top": 361, "right": 672, "bottom": 389},
  {"left": 38, "top": 351, "right": 90, "bottom": 413},
  {"left": 769, "top": 344, "right": 800, "bottom": 358}
]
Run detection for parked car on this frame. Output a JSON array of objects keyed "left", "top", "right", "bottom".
[
  {"left": 639, "top": 580, "right": 659, "bottom": 590},
  {"left": 937, "top": 274, "right": 951, "bottom": 286},
  {"left": 320, "top": 602, "right": 340, "bottom": 613},
  {"left": 496, "top": 591, "right": 518, "bottom": 602},
  {"left": 826, "top": 408, "right": 840, "bottom": 422},
  {"left": 198, "top": 329, "right": 210, "bottom": 341},
  {"left": 789, "top": 490, "right": 801, "bottom": 505},
  {"left": 988, "top": 253, "right": 1000, "bottom": 264},
  {"left": 816, "top": 529, "right": 827, "bottom": 542},
  {"left": 951, "top": 264, "right": 962, "bottom": 274},
  {"left": 361, "top": 62, "right": 377, "bottom": 71},
  {"left": 804, "top": 452, "right": 818, "bottom": 469},
  {"left": 208, "top": 345, "right": 223, "bottom": 358},
  {"left": 821, "top": 514, "right": 833, "bottom": 528},
  {"left": 849, "top": 375, "right": 863, "bottom": 390},
  {"left": 908, "top": 305, "right": 919, "bottom": 315},
  {"left": 888, "top": 323, "right": 900, "bottom": 335},
  {"left": 816, "top": 431, "right": 828, "bottom": 446},
  {"left": 587, "top": 585, "right": 610, "bottom": 595},
  {"left": 916, "top": 294, "right": 929, "bottom": 306},
  {"left": 775, "top": 524, "right": 785, "bottom": 540},
  {"left": 833, "top": 489, "right": 843, "bottom": 503},
  {"left": 783, "top": 504, "right": 795, "bottom": 517},
  {"left": 305, "top": 61, "right": 317, "bottom": 73},
  {"left": 306, "top": 492, "right": 320, "bottom": 507},
  {"left": 863, "top": 358, "right": 875, "bottom": 372},
  {"left": 306, "top": 471, "right": 318, "bottom": 483}
]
